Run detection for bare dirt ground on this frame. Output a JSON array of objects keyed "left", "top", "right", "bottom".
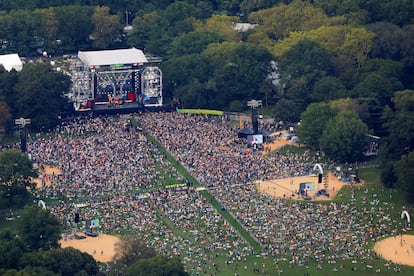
[
  {"left": 262, "top": 136, "right": 301, "bottom": 155},
  {"left": 256, "top": 172, "right": 348, "bottom": 201},
  {"left": 374, "top": 234, "right": 414, "bottom": 267},
  {"left": 32, "top": 164, "right": 61, "bottom": 188},
  {"left": 258, "top": 137, "right": 350, "bottom": 201},
  {"left": 60, "top": 233, "right": 120, "bottom": 263}
]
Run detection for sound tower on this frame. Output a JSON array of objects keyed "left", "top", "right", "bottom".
[
  {"left": 20, "top": 129, "right": 27, "bottom": 152},
  {"left": 318, "top": 173, "right": 323, "bottom": 184}
]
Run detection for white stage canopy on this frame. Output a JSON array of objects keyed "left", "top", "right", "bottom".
[{"left": 78, "top": 48, "right": 148, "bottom": 68}]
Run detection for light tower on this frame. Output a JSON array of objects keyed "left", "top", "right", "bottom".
[
  {"left": 15, "top": 117, "right": 31, "bottom": 152},
  {"left": 247, "top": 100, "right": 262, "bottom": 134}
]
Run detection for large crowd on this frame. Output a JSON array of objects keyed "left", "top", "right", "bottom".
[
  {"left": 28, "top": 115, "right": 252, "bottom": 274},
  {"left": 140, "top": 112, "right": 403, "bottom": 271},
  {"left": 26, "top": 112, "right": 405, "bottom": 274}
]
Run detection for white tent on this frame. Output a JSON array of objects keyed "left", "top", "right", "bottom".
[{"left": 0, "top": 53, "right": 23, "bottom": 71}]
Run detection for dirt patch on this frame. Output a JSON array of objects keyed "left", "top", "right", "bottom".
[
  {"left": 374, "top": 234, "right": 414, "bottom": 266},
  {"left": 262, "top": 137, "right": 303, "bottom": 156},
  {"left": 257, "top": 172, "right": 351, "bottom": 201},
  {"left": 32, "top": 165, "right": 61, "bottom": 188},
  {"left": 60, "top": 233, "right": 120, "bottom": 263}
]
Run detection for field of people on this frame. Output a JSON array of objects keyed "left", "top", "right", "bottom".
[{"left": 26, "top": 113, "right": 414, "bottom": 275}]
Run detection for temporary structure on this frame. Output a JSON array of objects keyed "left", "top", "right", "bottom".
[{"left": 0, "top": 53, "right": 23, "bottom": 71}]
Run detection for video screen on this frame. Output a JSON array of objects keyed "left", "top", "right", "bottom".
[{"left": 247, "top": 134, "right": 263, "bottom": 145}]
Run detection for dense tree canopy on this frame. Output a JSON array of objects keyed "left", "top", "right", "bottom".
[
  {"left": 168, "top": 30, "right": 225, "bottom": 57},
  {"left": 112, "top": 235, "right": 157, "bottom": 274},
  {"left": 275, "top": 39, "right": 330, "bottom": 122},
  {"left": 10, "top": 63, "right": 71, "bottom": 131},
  {"left": 381, "top": 90, "right": 414, "bottom": 160},
  {"left": 126, "top": 255, "right": 188, "bottom": 276},
  {"left": 18, "top": 205, "right": 62, "bottom": 251},
  {"left": 0, "top": 230, "right": 25, "bottom": 269},
  {"left": 19, "top": 247, "right": 98, "bottom": 275},
  {"left": 319, "top": 111, "right": 369, "bottom": 162},
  {"left": 91, "top": 6, "right": 123, "bottom": 49},
  {"left": 164, "top": 41, "right": 272, "bottom": 110},
  {"left": 394, "top": 151, "right": 414, "bottom": 203},
  {"left": 0, "top": 149, "right": 37, "bottom": 207},
  {"left": 296, "top": 102, "right": 336, "bottom": 149}
]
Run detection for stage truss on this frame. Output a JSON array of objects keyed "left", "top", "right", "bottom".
[{"left": 68, "top": 58, "right": 162, "bottom": 111}]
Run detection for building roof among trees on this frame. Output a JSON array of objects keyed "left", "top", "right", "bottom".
[
  {"left": 78, "top": 48, "right": 148, "bottom": 67},
  {"left": 0, "top": 53, "right": 23, "bottom": 71}
]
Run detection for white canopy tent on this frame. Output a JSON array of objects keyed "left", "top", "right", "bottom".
[{"left": 0, "top": 53, "right": 23, "bottom": 71}]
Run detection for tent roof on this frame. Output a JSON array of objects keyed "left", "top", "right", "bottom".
[
  {"left": 0, "top": 53, "right": 23, "bottom": 71},
  {"left": 77, "top": 48, "right": 148, "bottom": 67}
]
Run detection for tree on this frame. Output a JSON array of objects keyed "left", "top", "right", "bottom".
[
  {"left": 18, "top": 205, "right": 62, "bottom": 251},
  {"left": 381, "top": 162, "right": 397, "bottom": 188},
  {"left": 19, "top": 247, "right": 98, "bottom": 276},
  {"left": 367, "top": 22, "right": 405, "bottom": 61},
  {"left": 34, "top": 8, "right": 59, "bottom": 55},
  {"left": 276, "top": 39, "right": 330, "bottom": 122},
  {"left": 339, "top": 27, "right": 376, "bottom": 68},
  {"left": 54, "top": 5, "right": 93, "bottom": 52},
  {"left": 128, "top": 11, "right": 161, "bottom": 52},
  {"left": 271, "top": 25, "right": 375, "bottom": 68},
  {"left": 249, "top": 0, "right": 345, "bottom": 41},
  {"left": 91, "top": 6, "right": 123, "bottom": 49},
  {"left": 272, "top": 99, "right": 301, "bottom": 124},
  {"left": 112, "top": 236, "right": 156, "bottom": 274},
  {"left": 319, "top": 111, "right": 369, "bottom": 162},
  {"left": 194, "top": 14, "right": 240, "bottom": 41},
  {"left": 0, "top": 230, "right": 24, "bottom": 269},
  {"left": 240, "top": 0, "right": 268, "bottom": 15},
  {"left": 202, "top": 42, "right": 272, "bottom": 110},
  {"left": 394, "top": 151, "right": 414, "bottom": 203},
  {"left": 168, "top": 30, "right": 224, "bottom": 57},
  {"left": 11, "top": 63, "right": 71, "bottom": 131},
  {"left": 0, "top": 101, "right": 11, "bottom": 134},
  {"left": 0, "top": 10, "right": 42, "bottom": 56},
  {"left": 296, "top": 102, "right": 336, "bottom": 148},
  {"left": 162, "top": 53, "right": 215, "bottom": 108},
  {"left": 329, "top": 98, "right": 369, "bottom": 122},
  {"left": 329, "top": 54, "right": 357, "bottom": 85},
  {"left": 128, "top": 2, "right": 199, "bottom": 56},
  {"left": 126, "top": 255, "right": 188, "bottom": 276},
  {"left": 311, "top": 76, "right": 347, "bottom": 102},
  {"left": 352, "top": 71, "right": 403, "bottom": 134},
  {"left": 0, "top": 149, "right": 37, "bottom": 207},
  {"left": 0, "top": 66, "right": 18, "bottom": 102},
  {"left": 381, "top": 90, "right": 414, "bottom": 160},
  {"left": 361, "top": 0, "right": 414, "bottom": 26}
]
